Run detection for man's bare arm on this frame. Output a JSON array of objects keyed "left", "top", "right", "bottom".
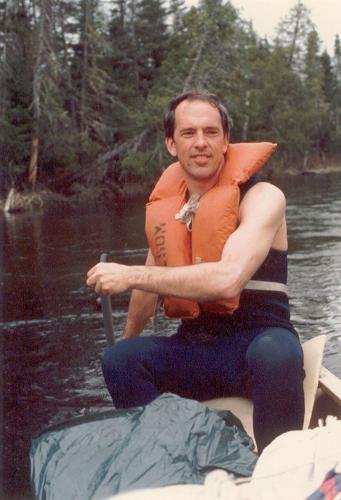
[
  {"left": 124, "top": 250, "right": 158, "bottom": 339},
  {"left": 87, "top": 183, "right": 286, "bottom": 301}
]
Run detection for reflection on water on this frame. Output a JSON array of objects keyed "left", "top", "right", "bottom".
[{"left": 2, "top": 172, "right": 341, "bottom": 498}]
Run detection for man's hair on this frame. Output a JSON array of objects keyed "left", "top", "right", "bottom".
[{"left": 163, "top": 89, "right": 232, "bottom": 139}]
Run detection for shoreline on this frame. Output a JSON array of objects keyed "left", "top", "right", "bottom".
[
  {"left": 262, "top": 161, "right": 341, "bottom": 179},
  {"left": 1, "top": 163, "right": 341, "bottom": 214},
  {"left": 284, "top": 164, "right": 341, "bottom": 176}
]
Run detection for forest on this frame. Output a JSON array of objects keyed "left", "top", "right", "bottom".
[{"left": 1, "top": 0, "right": 341, "bottom": 203}]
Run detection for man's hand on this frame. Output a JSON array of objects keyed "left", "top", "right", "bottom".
[
  {"left": 86, "top": 262, "right": 133, "bottom": 295},
  {"left": 87, "top": 250, "right": 159, "bottom": 339}
]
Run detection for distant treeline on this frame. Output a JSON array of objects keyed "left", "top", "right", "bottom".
[{"left": 0, "top": 0, "right": 341, "bottom": 196}]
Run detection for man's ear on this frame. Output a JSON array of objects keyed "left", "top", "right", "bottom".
[
  {"left": 223, "top": 133, "right": 229, "bottom": 154},
  {"left": 165, "top": 137, "right": 177, "bottom": 157}
]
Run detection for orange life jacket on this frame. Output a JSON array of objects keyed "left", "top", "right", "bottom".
[{"left": 145, "top": 142, "right": 277, "bottom": 319}]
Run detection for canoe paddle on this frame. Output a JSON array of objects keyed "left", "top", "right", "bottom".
[{"left": 99, "top": 253, "right": 115, "bottom": 345}]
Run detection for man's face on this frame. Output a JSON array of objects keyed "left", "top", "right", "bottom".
[{"left": 165, "top": 99, "right": 228, "bottom": 187}]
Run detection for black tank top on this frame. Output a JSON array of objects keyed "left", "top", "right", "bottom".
[{"left": 179, "top": 175, "right": 298, "bottom": 337}]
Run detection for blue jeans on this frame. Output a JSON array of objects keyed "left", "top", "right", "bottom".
[{"left": 102, "top": 327, "right": 305, "bottom": 453}]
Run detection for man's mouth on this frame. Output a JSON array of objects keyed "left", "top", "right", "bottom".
[{"left": 191, "top": 154, "right": 211, "bottom": 164}]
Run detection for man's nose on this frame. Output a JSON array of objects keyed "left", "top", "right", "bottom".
[{"left": 193, "top": 131, "right": 207, "bottom": 149}]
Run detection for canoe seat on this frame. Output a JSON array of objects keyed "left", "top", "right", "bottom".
[{"left": 204, "top": 335, "right": 326, "bottom": 444}]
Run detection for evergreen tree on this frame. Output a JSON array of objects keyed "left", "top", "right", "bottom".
[
  {"left": 302, "top": 30, "right": 328, "bottom": 162},
  {"left": 135, "top": 0, "right": 169, "bottom": 95},
  {"left": 247, "top": 45, "right": 309, "bottom": 164},
  {"left": 320, "top": 50, "right": 336, "bottom": 102},
  {"left": 334, "top": 35, "right": 341, "bottom": 83},
  {"left": 0, "top": 1, "right": 34, "bottom": 190},
  {"left": 275, "top": 0, "right": 314, "bottom": 74},
  {"left": 102, "top": 0, "right": 170, "bottom": 183},
  {"left": 68, "top": 0, "right": 120, "bottom": 176},
  {"left": 320, "top": 50, "right": 337, "bottom": 154},
  {"left": 168, "top": 0, "right": 186, "bottom": 34},
  {"left": 331, "top": 35, "right": 341, "bottom": 147},
  {"left": 29, "top": 0, "right": 61, "bottom": 189}
]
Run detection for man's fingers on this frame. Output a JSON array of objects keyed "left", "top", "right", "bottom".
[
  {"left": 86, "top": 264, "right": 113, "bottom": 292},
  {"left": 86, "top": 275, "right": 96, "bottom": 287},
  {"left": 87, "top": 262, "right": 108, "bottom": 285},
  {"left": 88, "top": 273, "right": 105, "bottom": 292},
  {"left": 86, "top": 263, "right": 102, "bottom": 287},
  {"left": 87, "top": 262, "right": 102, "bottom": 278},
  {"left": 86, "top": 262, "right": 129, "bottom": 295},
  {"left": 87, "top": 267, "right": 95, "bottom": 278}
]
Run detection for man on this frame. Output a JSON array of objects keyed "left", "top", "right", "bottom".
[{"left": 87, "top": 90, "right": 305, "bottom": 454}]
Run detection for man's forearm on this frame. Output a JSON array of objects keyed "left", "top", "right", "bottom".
[
  {"left": 124, "top": 289, "right": 158, "bottom": 338},
  {"left": 127, "top": 260, "right": 240, "bottom": 301},
  {"left": 87, "top": 248, "right": 251, "bottom": 301}
]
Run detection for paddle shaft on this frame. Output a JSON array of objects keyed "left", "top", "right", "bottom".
[{"left": 100, "top": 253, "right": 115, "bottom": 345}]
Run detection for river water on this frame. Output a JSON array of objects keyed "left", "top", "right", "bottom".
[{"left": 2, "top": 172, "right": 341, "bottom": 498}]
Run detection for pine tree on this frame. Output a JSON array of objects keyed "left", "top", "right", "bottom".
[
  {"left": 0, "top": 1, "right": 34, "bottom": 190},
  {"left": 247, "top": 44, "right": 309, "bottom": 165},
  {"left": 135, "top": 0, "right": 169, "bottom": 95},
  {"left": 29, "top": 0, "right": 57, "bottom": 189},
  {"left": 275, "top": 0, "right": 314, "bottom": 74},
  {"left": 302, "top": 29, "right": 329, "bottom": 162},
  {"left": 334, "top": 35, "right": 341, "bottom": 83},
  {"left": 68, "top": 0, "right": 120, "bottom": 175},
  {"left": 168, "top": 0, "right": 186, "bottom": 34},
  {"left": 331, "top": 35, "right": 341, "bottom": 147}
]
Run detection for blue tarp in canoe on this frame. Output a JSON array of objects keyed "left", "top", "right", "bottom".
[{"left": 30, "top": 393, "right": 257, "bottom": 499}]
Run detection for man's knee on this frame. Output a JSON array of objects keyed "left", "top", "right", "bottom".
[
  {"left": 246, "top": 329, "right": 304, "bottom": 382},
  {"left": 101, "top": 339, "right": 139, "bottom": 379},
  {"left": 101, "top": 337, "right": 163, "bottom": 408}
]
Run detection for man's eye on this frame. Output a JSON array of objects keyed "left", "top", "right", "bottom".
[
  {"left": 182, "top": 131, "right": 194, "bottom": 137},
  {"left": 206, "top": 129, "right": 218, "bottom": 136}
]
